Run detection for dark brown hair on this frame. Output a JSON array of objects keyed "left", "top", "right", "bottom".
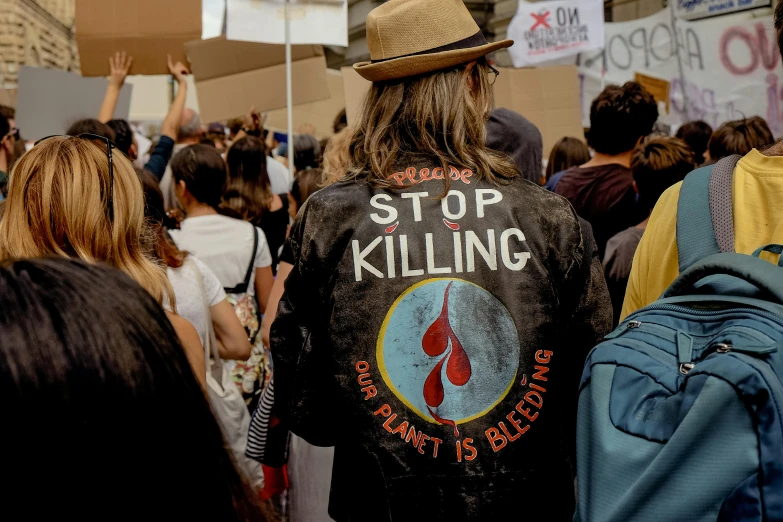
[
  {"left": 675, "top": 121, "right": 713, "bottom": 165},
  {"left": 708, "top": 116, "right": 774, "bottom": 161},
  {"left": 137, "top": 168, "right": 186, "bottom": 269},
  {"left": 586, "top": 82, "right": 659, "bottom": 156},
  {"left": 291, "top": 168, "right": 324, "bottom": 212},
  {"left": 293, "top": 134, "right": 321, "bottom": 173},
  {"left": 107, "top": 119, "right": 135, "bottom": 157},
  {"left": 66, "top": 118, "right": 116, "bottom": 142},
  {"left": 632, "top": 136, "right": 695, "bottom": 210},
  {"left": 333, "top": 108, "right": 348, "bottom": 134},
  {"left": 348, "top": 58, "right": 517, "bottom": 191},
  {"left": 0, "top": 257, "right": 264, "bottom": 521},
  {"left": 171, "top": 144, "right": 227, "bottom": 210},
  {"left": 227, "top": 118, "right": 244, "bottom": 138},
  {"left": 0, "top": 105, "right": 15, "bottom": 120},
  {"left": 546, "top": 137, "right": 590, "bottom": 180},
  {"left": 222, "top": 136, "right": 272, "bottom": 224}
]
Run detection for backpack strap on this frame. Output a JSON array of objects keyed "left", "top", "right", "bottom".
[
  {"left": 676, "top": 155, "right": 741, "bottom": 272},
  {"left": 223, "top": 224, "right": 259, "bottom": 295},
  {"left": 709, "top": 154, "right": 742, "bottom": 254},
  {"left": 664, "top": 252, "right": 783, "bottom": 306}
]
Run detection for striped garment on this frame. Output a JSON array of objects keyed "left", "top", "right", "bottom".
[{"left": 246, "top": 376, "right": 274, "bottom": 461}]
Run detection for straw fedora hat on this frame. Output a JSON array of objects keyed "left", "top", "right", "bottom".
[{"left": 354, "top": 0, "right": 513, "bottom": 82}]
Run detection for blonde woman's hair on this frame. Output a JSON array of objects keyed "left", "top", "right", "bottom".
[
  {"left": 348, "top": 58, "right": 518, "bottom": 191},
  {"left": 323, "top": 125, "right": 354, "bottom": 184},
  {"left": 0, "top": 137, "right": 173, "bottom": 305}
]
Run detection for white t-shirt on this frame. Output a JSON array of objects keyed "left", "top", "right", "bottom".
[
  {"left": 169, "top": 214, "right": 273, "bottom": 296},
  {"left": 267, "top": 156, "right": 291, "bottom": 195},
  {"left": 164, "top": 256, "right": 226, "bottom": 348}
]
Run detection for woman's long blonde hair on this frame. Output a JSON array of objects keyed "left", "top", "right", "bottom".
[
  {"left": 348, "top": 58, "right": 518, "bottom": 191},
  {"left": 323, "top": 126, "right": 354, "bottom": 184},
  {"left": 0, "top": 137, "right": 173, "bottom": 305}
]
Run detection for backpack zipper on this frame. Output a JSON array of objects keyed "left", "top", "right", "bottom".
[
  {"left": 614, "top": 320, "right": 776, "bottom": 349},
  {"left": 606, "top": 320, "right": 778, "bottom": 375},
  {"left": 634, "top": 304, "right": 783, "bottom": 329}
]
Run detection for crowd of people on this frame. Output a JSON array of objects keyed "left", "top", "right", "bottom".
[{"left": 3, "top": 0, "right": 783, "bottom": 519}]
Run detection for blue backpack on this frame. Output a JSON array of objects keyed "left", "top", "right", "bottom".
[{"left": 576, "top": 156, "right": 783, "bottom": 521}]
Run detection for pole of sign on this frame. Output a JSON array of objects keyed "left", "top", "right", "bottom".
[
  {"left": 285, "top": 0, "right": 294, "bottom": 184},
  {"left": 670, "top": 2, "right": 690, "bottom": 122}
]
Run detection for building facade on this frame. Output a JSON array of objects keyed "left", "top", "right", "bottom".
[
  {"left": 0, "top": 0, "right": 76, "bottom": 90},
  {"left": 327, "top": 0, "right": 666, "bottom": 68}
]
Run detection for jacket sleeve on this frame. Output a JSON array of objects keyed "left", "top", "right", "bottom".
[
  {"left": 269, "top": 199, "right": 340, "bottom": 447},
  {"left": 559, "top": 217, "right": 613, "bottom": 473},
  {"left": 143, "top": 136, "right": 175, "bottom": 181}
]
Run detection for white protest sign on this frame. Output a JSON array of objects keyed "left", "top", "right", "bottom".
[
  {"left": 203, "top": 0, "right": 225, "bottom": 39},
  {"left": 674, "top": 0, "right": 771, "bottom": 21},
  {"left": 507, "top": 0, "right": 605, "bottom": 68},
  {"left": 17, "top": 67, "right": 132, "bottom": 141},
  {"left": 226, "top": 0, "right": 348, "bottom": 47},
  {"left": 576, "top": 9, "right": 783, "bottom": 134}
]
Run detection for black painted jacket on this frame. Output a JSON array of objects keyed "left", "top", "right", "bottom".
[{"left": 271, "top": 161, "right": 612, "bottom": 521}]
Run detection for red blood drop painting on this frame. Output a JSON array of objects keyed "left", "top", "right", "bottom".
[
  {"left": 443, "top": 218, "right": 460, "bottom": 230},
  {"left": 421, "top": 282, "right": 472, "bottom": 437},
  {"left": 377, "top": 279, "right": 521, "bottom": 444}
]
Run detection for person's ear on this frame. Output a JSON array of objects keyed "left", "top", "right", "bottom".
[
  {"left": 129, "top": 143, "right": 138, "bottom": 161},
  {"left": 633, "top": 180, "right": 639, "bottom": 194},
  {"left": 176, "top": 180, "right": 187, "bottom": 197},
  {"left": 465, "top": 61, "right": 478, "bottom": 91}
]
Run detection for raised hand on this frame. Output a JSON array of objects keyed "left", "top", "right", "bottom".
[
  {"left": 244, "top": 105, "right": 262, "bottom": 133},
  {"left": 167, "top": 55, "right": 190, "bottom": 84},
  {"left": 109, "top": 51, "right": 133, "bottom": 88}
]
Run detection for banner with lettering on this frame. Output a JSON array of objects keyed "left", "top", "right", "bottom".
[
  {"left": 674, "top": 0, "right": 771, "bottom": 21},
  {"left": 576, "top": 9, "right": 783, "bottom": 134},
  {"left": 507, "top": 0, "right": 605, "bottom": 67}
]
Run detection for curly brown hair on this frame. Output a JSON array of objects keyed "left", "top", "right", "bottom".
[{"left": 587, "top": 82, "right": 659, "bottom": 156}]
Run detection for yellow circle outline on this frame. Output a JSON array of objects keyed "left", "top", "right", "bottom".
[{"left": 376, "top": 277, "right": 519, "bottom": 426}]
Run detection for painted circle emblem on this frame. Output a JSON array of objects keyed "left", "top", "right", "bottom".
[{"left": 376, "top": 278, "right": 520, "bottom": 433}]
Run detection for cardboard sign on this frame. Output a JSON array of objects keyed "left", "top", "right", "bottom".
[
  {"left": 264, "top": 69, "right": 345, "bottom": 139},
  {"left": 185, "top": 37, "right": 330, "bottom": 122},
  {"left": 493, "top": 64, "right": 584, "bottom": 156},
  {"left": 75, "top": 0, "right": 202, "bottom": 77},
  {"left": 507, "top": 0, "right": 605, "bottom": 67},
  {"left": 674, "top": 0, "right": 770, "bottom": 21},
  {"left": 16, "top": 67, "right": 132, "bottom": 141},
  {"left": 227, "top": 0, "right": 348, "bottom": 47},
  {"left": 634, "top": 72, "right": 671, "bottom": 114},
  {"left": 342, "top": 66, "right": 371, "bottom": 125}
]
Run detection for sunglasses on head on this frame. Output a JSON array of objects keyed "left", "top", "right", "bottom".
[{"left": 34, "top": 133, "right": 116, "bottom": 221}]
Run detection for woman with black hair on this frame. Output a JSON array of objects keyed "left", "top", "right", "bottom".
[
  {"left": 169, "top": 144, "right": 274, "bottom": 412},
  {"left": 0, "top": 258, "right": 265, "bottom": 521}
]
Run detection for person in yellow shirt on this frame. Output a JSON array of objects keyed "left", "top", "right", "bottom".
[{"left": 622, "top": 146, "right": 783, "bottom": 319}]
